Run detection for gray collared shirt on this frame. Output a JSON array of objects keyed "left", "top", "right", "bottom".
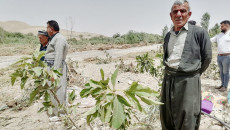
[{"left": 165, "top": 23, "right": 188, "bottom": 69}]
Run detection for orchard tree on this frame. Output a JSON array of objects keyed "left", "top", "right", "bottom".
[
  {"left": 209, "top": 23, "right": 220, "bottom": 38},
  {"left": 200, "top": 12, "right": 210, "bottom": 31}
]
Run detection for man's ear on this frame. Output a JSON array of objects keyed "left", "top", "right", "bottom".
[{"left": 188, "top": 12, "right": 192, "bottom": 17}]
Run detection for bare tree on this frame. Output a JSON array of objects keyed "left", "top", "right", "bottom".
[{"left": 65, "top": 16, "right": 75, "bottom": 40}]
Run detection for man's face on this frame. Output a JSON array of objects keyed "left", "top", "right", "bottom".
[
  {"left": 39, "top": 35, "right": 48, "bottom": 46},
  {"left": 170, "top": 3, "right": 192, "bottom": 30},
  {"left": 220, "top": 23, "right": 230, "bottom": 33},
  {"left": 46, "top": 24, "right": 53, "bottom": 36}
]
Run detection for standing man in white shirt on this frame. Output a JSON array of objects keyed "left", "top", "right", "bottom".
[{"left": 211, "top": 20, "right": 230, "bottom": 92}]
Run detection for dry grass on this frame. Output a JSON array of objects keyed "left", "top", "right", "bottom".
[{"left": 0, "top": 43, "right": 38, "bottom": 56}]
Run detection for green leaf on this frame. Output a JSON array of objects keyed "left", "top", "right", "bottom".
[
  {"left": 32, "top": 67, "right": 42, "bottom": 77},
  {"left": 86, "top": 115, "right": 91, "bottom": 124},
  {"left": 43, "top": 101, "right": 52, "bottom": 107},
  {"left": 30, "top": 89, "right": 39, "bottom": 104},
  {"left": 13, "top": 57, "right": 30, "bottom": 65},
  {"left": 125, "top": 92, "right": 142, "bottom": 112},
  {"left": 10, "top": 72, "right": 18, "bottom": 86},
  {"left": 89, "top": 80, "right": 101, "bottom": 88},
  {"left": 100, "top": 106, "right": 105, "bottom": 122},
  {"left": 20, "top": 76, "right": 28, "bottom": 89},
  {"left": 86, "top": 112, "right": 98, "bottom": 124},
  {"left": 117, "top": 95, "right": 131, "bottom": 107},
  {"left": 84, "top": 105, "right": 97, "bottom": 116},
  {"left": 91, "top": 87, "right": 102, "bottom": 97},
  {"left": 44, "top": 91, "right": 50, "bottom": 102},
  {"left": 68, "top": 90, "right": 76, "bottom": 104},
  {"left": 105, "top": 103, "right": 112, "bottom": 123},
  {"left": 100, "top": 69, "right": 104, "bottom": 81},
  {"left": 106, "top": 93, "right": 113, "bottom": 102},
  {"left": 38, "top": 107, "right": 45, "bottom": 113},
  {"left": 80, "top": 86, "right": 92, "bottom": 97},
  {"left": 42, "top": 79, "right": 47, "bottom": 87},
  {"left": 100, "top": 77, "right": 109, "bottom": 86},
  {"left": 135, "top": 85, "right": 160, "bottom": 97},
  {"left": 69, "top": 90, "right": 76, "bottom": 99},
  {"left": 139, "top": 96, "right": 163, "bottom": 105},
  {"left": 111, "top": 68, "right": 119, "bottom": 88},
  {"left": 138, "top": 96, "right": 153, "bottom": 105},
  {"left": 127, "top": 82, "right": 138, "bottom": 92},
  {"left": 37, "top": 51, "right": 46, "bottom": 61},
  {"left": 112, "top": 96, "right": 126, "bottom": 129},
  {"left": 53, "top": 69, "right": 63, "bottom": 76}
]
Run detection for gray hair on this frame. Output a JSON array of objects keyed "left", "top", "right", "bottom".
[{"left": 171, "top": 0, "right": 191, "bottom": 12}]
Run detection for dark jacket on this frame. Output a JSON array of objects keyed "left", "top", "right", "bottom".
[
  {"left": 39, "top": 44, "right": 48, "bottom": 61},
  {"left": 163, "top": 24, "right": 212, "bottom": 75}
]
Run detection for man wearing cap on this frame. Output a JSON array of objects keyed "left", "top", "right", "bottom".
[
  {"left": 211, "top": 20, "right": 230, "bottom": 92},
  {"left": 38, "top": 30, "right": 49, "bottom": 61},
  {"left": 45, "top": 20, "right": 68, "bottom": 116}
]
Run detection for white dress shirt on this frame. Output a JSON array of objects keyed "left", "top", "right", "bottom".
[{"left": 211, "top": 30, "right": 230, "bottom": 54}]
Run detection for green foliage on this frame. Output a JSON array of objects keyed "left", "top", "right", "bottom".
[
  {"left": 96, "top": 51, "right": 112, "bottom": 64},
  {"left": 68, "top": 30, "right": 163, "bottom": 45},
  {"left": 209, "top": 23, "right": 220, "bottom": 38},
  {"left": 10, "top": 51, "right": 62, "bottom": 110},
  {"left": 201, "top": 12, "right": 211, "bottom": 31},
  {"left": 136, "top": 52, "right": 164, "bottom": 86},
  {"left": 136, "top": 52, "right": 154, "bottom": 73},
  {"left": 0, "top": 27, "right": 38, "bottom": 44},
  {"left": 10, "top": 51, "right": 80, "bottom": 128},
  {"left": 80, "top": 69, "right": 162, "bottom": 129},
  {"left": 112, "top": 33, "right": 121, "bottom": 39},
  {"left": 122, "top": 30, "right": 162, "bottom": 44},
  {"left": 68, "top": 90, "right": 76, "bottom": 104}
]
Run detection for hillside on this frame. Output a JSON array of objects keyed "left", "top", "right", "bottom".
[{"left": 0, "top": 21, "right": 101, "bottom": 39}]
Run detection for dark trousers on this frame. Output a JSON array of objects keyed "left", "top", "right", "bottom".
[{"left": 160, "top": 73, "right": 201, "bottom": 130}]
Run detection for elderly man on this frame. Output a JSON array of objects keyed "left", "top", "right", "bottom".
[
  {"left": 160, "top": 0, "right": 212, "bottom": 130},
  {"left": 45, "top": 20, "right": 68, "bottom": 116},
  {"left": 38, "top": 30, "right": 49, "bottom": 61},
  {"left": 211, "top": 20, "right": 230, "bottom": 92}
]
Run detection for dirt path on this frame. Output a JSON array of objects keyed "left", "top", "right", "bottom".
[
  {"left": 0, "top": 56, "right": 26, "bottom": 69},
  {"left": 69, "top": 44, "right": 161, "bottom": 61}
]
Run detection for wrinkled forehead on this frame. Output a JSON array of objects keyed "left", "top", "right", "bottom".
[
  {"left": 38, "top": 34, "right": 47, "bottom": 38},
  {"left": 171, "top": 3, "right": 190, "bottom": 12}
]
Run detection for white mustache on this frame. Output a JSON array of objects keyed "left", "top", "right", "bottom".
[{"left": 175, "top": 17, "right": 182, "bottom": 21}]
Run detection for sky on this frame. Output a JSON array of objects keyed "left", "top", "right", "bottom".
[{"left": 0, "top": 0, "right": 230, "bottom": 36}]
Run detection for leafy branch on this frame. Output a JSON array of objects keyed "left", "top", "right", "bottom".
[
  {"left": 136, "top": 52, "right": 164, "bottom": 86},
  {"left": 80, "top": 68, "right": 163, "bottom": 129},
  {"left": 10, "top": 51, "right": 78, "bottom": 128}
]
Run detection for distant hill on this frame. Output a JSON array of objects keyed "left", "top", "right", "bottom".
[{"left": 0, "top": 21, "right": 102, "bottom": 39}]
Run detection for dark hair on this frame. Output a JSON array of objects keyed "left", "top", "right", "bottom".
[
  {"left": 47, "top": 20, "right": 60, "bottom": 31},
  {"left": 188, "top": 20, "right": 196, "bottom": 25},
  {"left": 220, "top": 20, "right": 230, "bottom": 25}
]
